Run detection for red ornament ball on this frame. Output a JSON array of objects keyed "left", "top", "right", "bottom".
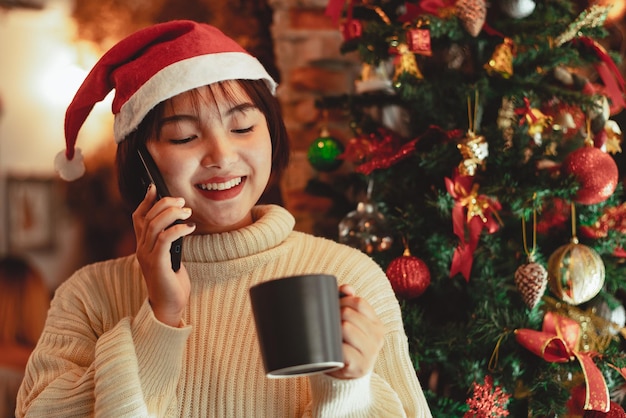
[
  {"left": 562, "top": 146, "right": 618, "bottom": 205},
  {"left": 386, "top": 254, "right": 431, "bottom": 299}
]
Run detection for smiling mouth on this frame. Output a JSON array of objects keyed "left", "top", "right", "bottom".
[{"left": 197, "top": 177, "right": 243, "bottom": 191}]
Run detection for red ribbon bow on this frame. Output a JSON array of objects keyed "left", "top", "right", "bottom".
[
  {"left": 514, "top": 97, "right": 542, "bottom": 125},
  {"left": 515, "top": 311, "right": 610, "bottom": 413},
  {"left": 445, "top": 172, "right": 501, "bottom": 281}
]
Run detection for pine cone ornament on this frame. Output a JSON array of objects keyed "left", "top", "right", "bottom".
[
  {"left": 455, "top": 0, "right": 487, "bottom": 37},
  {"left": 514, "top": 262, "right": 548, "bottom": 309}
]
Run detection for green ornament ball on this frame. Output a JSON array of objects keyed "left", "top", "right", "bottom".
[{"left": 307, "top": 136, "right": 344, "bottom": 172}]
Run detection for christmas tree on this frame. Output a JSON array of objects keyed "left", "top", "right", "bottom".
[{"left": 313, "top": 0, "right": 626, "bottom": 416}]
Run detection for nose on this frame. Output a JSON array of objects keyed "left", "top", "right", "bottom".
[{"left": 200, "top": 135, "right": 238, "bottom": 168}]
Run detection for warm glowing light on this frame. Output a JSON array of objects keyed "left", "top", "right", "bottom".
[
  {"left": 37, "top": 59, "right": 88, "bottom": 108},
  {"left": 33, "top": 38, "right": 102, "bottom": 108},
  {"left": 0, "top": 2, "right": 113, "bottom": 175},
  {"left": 27, "top": 17, "right": 113, "bottom": 155},
  {"left": 600, "top": 0, "right": 626, "bottom": 22}
]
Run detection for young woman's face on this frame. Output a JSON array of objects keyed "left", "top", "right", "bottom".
[{"left": 147, "top": 82, "right": 272, "bottom": 234}]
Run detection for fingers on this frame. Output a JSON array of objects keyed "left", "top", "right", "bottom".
[
  {"left": 339, "top": 285, "right": 381, "bottom": 324},
  {"left": 133, "top": 184, "right": 194, "bottom": 252},
  {"left": 339, "top": 284, "right": 354, "bottom": 298},
  {"left": 329, "top": 285, "right": 385, "bottom": 380},
  {"left": 132, "top": 184, "right": 194, "bottom": 326},
  {"left": 132, "top": 184, "right": 158, "bottom": 237},
  {"left": 144, "top": 202, "right": 191, "bottom": 252},
  {"left": 341, "top": 300, "right": 384, "bottom": 360},
  {"left": 135, "top": 183, "right": 158, "bottom": 217},
  {"left": 132, "top": 184, "right": 195, "bottom": 281}
]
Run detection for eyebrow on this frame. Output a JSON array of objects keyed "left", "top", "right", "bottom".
[
  {"left": 158, "top": 102, "right": 258, "bottom": 127},
  {"left": 226, "top": 102, "right": 258, "bottom": 116}
]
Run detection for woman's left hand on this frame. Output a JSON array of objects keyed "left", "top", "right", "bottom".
[{"left": 327, "top": 284, "right": 385, "bottom": 380}]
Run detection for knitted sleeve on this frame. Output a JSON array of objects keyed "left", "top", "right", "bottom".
[
  {"left": 295, "top": 235, "right": 432, "bottom": 418},
  {"left": 15, "top": 257, "right": 192, "bottom": 417}
]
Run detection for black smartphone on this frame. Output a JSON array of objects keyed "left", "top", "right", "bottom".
[{"left": 137, "top": 144, "right": 183, "bottom": 272}]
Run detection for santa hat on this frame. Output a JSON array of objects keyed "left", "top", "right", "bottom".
[{"left": 55, "top": 20, "right": 277, "bottom": 181}]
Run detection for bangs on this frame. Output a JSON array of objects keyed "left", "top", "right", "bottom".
[{"left": 151, "top": 80, "right": 249, "bottom": 142}]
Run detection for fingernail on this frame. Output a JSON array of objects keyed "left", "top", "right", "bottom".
[
  {"left": 186, "top": 222, "right": 196, "bottom": 229},
  {"left": 146, "top": 183, "right": 154, "bottom": 195}
]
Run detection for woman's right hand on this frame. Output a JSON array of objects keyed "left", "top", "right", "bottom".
[{"left": 133, "top": 184, "right": 196, "bottom": 327}]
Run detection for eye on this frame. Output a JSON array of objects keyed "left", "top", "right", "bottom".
[
  {"left": 231, "top": 126, "right": 254, "bottom": 134},
  {"left": 169, "top": 135, "right": 197, "bottom": 144}
]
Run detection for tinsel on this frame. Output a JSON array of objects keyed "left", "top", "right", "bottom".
[{"left": 554, "top": 5, "right": 610, "bottom": 47}]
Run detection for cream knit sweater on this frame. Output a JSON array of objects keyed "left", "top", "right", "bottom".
[{"left": 17, "top": 205, "right": 431, "bottom": 417}]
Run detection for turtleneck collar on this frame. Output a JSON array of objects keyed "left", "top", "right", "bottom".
[{"left": 181, "top": 205, "right": 295, "bottom": 264}]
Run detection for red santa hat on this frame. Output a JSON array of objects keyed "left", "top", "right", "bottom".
[{"left": 55, "top": 20, "right": 277, "bottom": 181}]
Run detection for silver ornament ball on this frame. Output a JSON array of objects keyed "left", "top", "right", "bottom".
[{"left": 500, "top": 0, "right": 536, "bottom": 19}]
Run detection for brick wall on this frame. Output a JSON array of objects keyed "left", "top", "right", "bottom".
[{"left": 268, "top": 0, "right": 360, "bottom": 235}]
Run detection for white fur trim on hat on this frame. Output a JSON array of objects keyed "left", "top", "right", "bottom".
[{"left": 113, "top": 52, "right": 277, "bottom": 142}]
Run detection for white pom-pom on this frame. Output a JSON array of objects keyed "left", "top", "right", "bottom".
[{"left": 55, "top": 148, "right": 86, "bottom": 181}]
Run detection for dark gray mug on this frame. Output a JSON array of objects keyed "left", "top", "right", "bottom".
[{"left": 249, "top": 274, "right": 344, "bottom": 378}]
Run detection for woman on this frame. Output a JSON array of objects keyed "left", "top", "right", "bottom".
[{"left": 17, "top": 20, "right": 431, "bottom": 417}]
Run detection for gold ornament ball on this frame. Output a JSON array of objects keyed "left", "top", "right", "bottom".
[{"left": 547, "top": 241, "right": 605, "bottom": 305}]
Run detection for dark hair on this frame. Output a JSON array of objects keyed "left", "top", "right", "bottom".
[{"left": 116, "top": 79, "right": 290, "bottom": 210}]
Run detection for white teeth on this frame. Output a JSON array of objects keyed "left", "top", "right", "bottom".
[{"left": 199, "top": 177, "right": 242, "bottom": 191}]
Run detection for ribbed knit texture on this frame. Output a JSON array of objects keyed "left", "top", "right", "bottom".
[{"left": 16, "top": 205, "right": 431, "bottom": 417}]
